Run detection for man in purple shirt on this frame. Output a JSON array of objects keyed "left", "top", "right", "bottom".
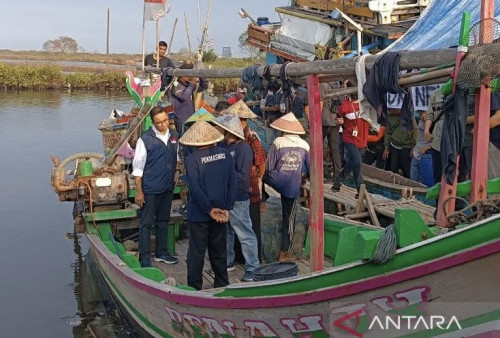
[{"left": 265, "top": 113, "right": 310, "bottom": 262}]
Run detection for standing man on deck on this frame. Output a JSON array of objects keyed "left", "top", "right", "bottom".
[
  {"left": 180, "top": 120, "right": 237, "bottom": 290},
  {"left": 264, "top": 113, "right": 310, "bottom": 262},
  {"left": 170, "top": 62, "right": 209, "bottom": 134},
  {"left": 144, "top": 40, "right": 176, "bottom": 69},
  {"left": 214, "top": 114, "right": 260, "bottom": 282},
  {"left": 225, "top": 100, "right": 267, "bottom": 263},
  {"left": 132, "top": 107, "right": 179, "bottom": 268}
]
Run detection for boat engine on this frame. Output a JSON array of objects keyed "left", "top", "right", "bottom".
[{"left": 51, "top": 153, "right": 129, "bottom": 206}]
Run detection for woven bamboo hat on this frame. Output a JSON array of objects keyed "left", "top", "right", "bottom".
[
  {"left": 212, "top": 114, "right": 245, "bottom": 139},
  {"left": 225, "top": 100, "right": 257, "bottom": 119},
  {"left": 270, "top": 112, "right": 305, "bottom": 135},
  {"left": 179, "top": 120, "right": 224, "bottom": 146},
  {"left": 184, "top": 107, "right": 214, "bottom": 125}
]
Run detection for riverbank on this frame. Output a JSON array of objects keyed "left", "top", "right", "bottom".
[{"left": 0, "top": 50, "right": 260, "bottom": 91}]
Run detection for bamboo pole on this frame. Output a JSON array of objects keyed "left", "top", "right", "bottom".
[
  {"left": 184, "top": 13, "right": 192, "bottom": 56},
  {"left": 103, "top": 103, "right": 153, "bottom": 166},
  {"left": 167, "top": 18, "right": 179, "bottom": 56},
  {"left": 322, "top": 67, "right": 453, "bottom": 99}
]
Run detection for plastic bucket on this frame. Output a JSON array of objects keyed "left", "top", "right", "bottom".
[
  {"left": 253, "top": 262, "right": 298, "bottom": 282},
  {"left": 419, "top": 153, "right": 435, "bottom": 186}
]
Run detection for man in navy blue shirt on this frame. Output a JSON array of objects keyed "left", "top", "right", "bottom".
[
  {"left": 132, "top": 107, "right": 180, "bottom": 267},
  {"left": 180, "top": 120, "right": 237, "bottom": 290},
  {"left": 214, "top": 114, "right": 260, "bottom": 282}
]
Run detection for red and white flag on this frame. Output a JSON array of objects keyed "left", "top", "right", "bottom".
[{"left": 144, "top": 0, "right": 167, "bottom": 21}]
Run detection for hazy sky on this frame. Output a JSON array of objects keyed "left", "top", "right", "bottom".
[{"left": 0, "top": 0, "right": 289, "bottom": 56}]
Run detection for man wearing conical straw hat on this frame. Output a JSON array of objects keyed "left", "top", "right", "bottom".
[
  {"left": 179, "top": 120, "right": 237, "bottom": 290},
  {"left": 264, "top": 112, "right": 310, "bottom": 262},
  {"left": 225, "top": 99, "right": 266, "bottom": 263},
  {"left": 213, "top": 114, "right": 260, "bottom": 282}
]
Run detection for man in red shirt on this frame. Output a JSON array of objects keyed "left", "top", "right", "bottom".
[{"left": 332, "top": 91, "right": 369, "bottom": 195}]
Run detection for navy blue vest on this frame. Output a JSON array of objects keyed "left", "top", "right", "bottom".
[{"left": 140, "top": 128, "right": 178, "bottom": 194}]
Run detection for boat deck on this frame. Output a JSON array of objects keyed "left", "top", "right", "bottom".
[
  {"left": 146, "top": 238, "right": 333, "bottom": 290},
  {"left": 305, "top": 181, "right": 435, "bottom": 224}
]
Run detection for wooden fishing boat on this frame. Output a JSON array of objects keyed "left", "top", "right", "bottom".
[{"left": 50, "top": 1, "right": 500, "bottom": 336}]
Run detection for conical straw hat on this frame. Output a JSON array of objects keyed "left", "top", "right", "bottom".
[
  {"left": 212, "top": 114, "right": 245, "bottom": 139},
  {"left": 270, "top": 112, "right": 305, "bottom": 135},
  {"left": 179, "top": 120, "right": 224, "bottom": 146},
  {"left": 225, "top": 100, "right": 257, "bottom": 119},
  {"left": 184, "top": 107, "right": 214, "bottom": 124}
]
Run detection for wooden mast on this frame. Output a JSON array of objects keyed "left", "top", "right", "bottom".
[
  {"left": 470, "top": 0, "right": 494, "bottom": 203},
  {"left": 307, "top": 75, "right": 324, "bottom": 272}
]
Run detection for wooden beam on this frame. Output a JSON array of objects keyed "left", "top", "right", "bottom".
[
  {"left": 470, "top": 1, "right": 494, "bottom": 202},
  {"left": 158, "top": 49, "right": 458, "bottom": 79},
  {"left": 306, "top": 74, "right": 324, "bottom": 272}
]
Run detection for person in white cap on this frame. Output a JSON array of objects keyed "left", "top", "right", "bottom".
[
  {"left": 213, "top": 114, "right": 260, "bottom": 282},
  {"left": 180, "top": 120, "right": 237, "bottom": 290},
  {"left": 264, "top": 112, "right": 310, "bottom": 262}
]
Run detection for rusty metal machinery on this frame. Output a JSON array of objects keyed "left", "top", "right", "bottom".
[{"left": 51, "top": 152, "right": 130, "bottom": 207}]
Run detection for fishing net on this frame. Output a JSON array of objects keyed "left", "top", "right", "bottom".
[{"left": 457, "top": 19, "right": 500, "bottom": 91}]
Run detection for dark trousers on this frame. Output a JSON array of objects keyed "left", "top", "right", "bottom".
[
  {"left": 389, "top": 145, "right": 411, "bottom": 178},
  {"left": 187, "top": 220, "right": 229, "bottom": 290},
  {"left": 338, "top": 142, "right": 363, "bottom": 191},
  {"left": 138, "top": 191, "right": 173, "bottom": 261},
  {"left": 250, "top": 201, "right": 262, "bottom": 261},
  {"left": 363, "top": 148, "right": 386, "bottom": 169},
  {"left": 323, "top": 125, "right": 341, "bottom": 180},
  {"left": 280, "top": 196, "right": 297, "bottom": 252}
]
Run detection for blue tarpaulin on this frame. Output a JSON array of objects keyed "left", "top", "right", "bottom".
[{"left": 388, "top": 0, "right": 500, "bottom": 51}]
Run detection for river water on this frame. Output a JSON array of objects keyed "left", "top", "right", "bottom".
[{"left": 0, "top": 91, "right": 134, "bottom": 337}]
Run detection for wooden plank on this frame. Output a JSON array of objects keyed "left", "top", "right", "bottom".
[
  {"left": 346, "top": 211, "right": 370, "bottom": 219},
  {"left": 364, "top": 191, "right": 381, "bottom": 228}
]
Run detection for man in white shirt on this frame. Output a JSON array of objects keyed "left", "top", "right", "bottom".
[{"left": 132, "top": 107, "right": 179, "bottom": 267}]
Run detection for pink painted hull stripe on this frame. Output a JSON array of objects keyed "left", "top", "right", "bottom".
[{"left": 93, "top": 236, "right": 500, "bottom": 309}]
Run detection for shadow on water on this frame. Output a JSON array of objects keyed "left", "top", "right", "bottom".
[{"left": 69, "top": 232, "right": 135, "bottom": 338}]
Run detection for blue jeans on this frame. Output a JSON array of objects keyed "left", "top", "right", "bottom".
[
  {"left": 265, "top": 118, "right": 281, "bottom": 150},
  {"left": 227, "top": 200, "right": 259, "bottom": 272},
  {"left": 410, "top": 157, "right": 422, "bottom": 183},
  {"left": 340, "top": 142, "right": 363, "bottom": 190}
]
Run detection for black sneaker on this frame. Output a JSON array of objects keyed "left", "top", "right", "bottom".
[
  {"left": 227, "top": 262, "right": 236, "bottom": 272},
  {"left": 241, "top": 271, "right": 254, "bottom": 282},
  {"left": 331, "top": 182, "right": 341, "bottom": 192},
  {"left": 154, "top": 254, "right": 179, "bottom": 264}
]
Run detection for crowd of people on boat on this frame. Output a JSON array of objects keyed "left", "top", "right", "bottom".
[{"left": 130, "top": 40, "right": 500, "bottom": 290}]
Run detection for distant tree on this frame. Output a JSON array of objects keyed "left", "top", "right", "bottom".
[
  {"left": 42, "top": 36, "right": 79, "bottom": 53},
  {"left": 202, "top": 49, "right": 218, "bottom": 62},
  {"left": 178, "top": 47, "right": 190, "bottom": 54},
  {"left": 238, "top": 32, "right": 265, "bottom": 59}
]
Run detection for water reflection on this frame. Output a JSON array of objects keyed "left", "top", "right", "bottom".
[
  {"left": 0, "top": 90, "right": 133, "bottom": 336},
  {"left": 70, "top": 232, "right": 134, "bottom": 337}
]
